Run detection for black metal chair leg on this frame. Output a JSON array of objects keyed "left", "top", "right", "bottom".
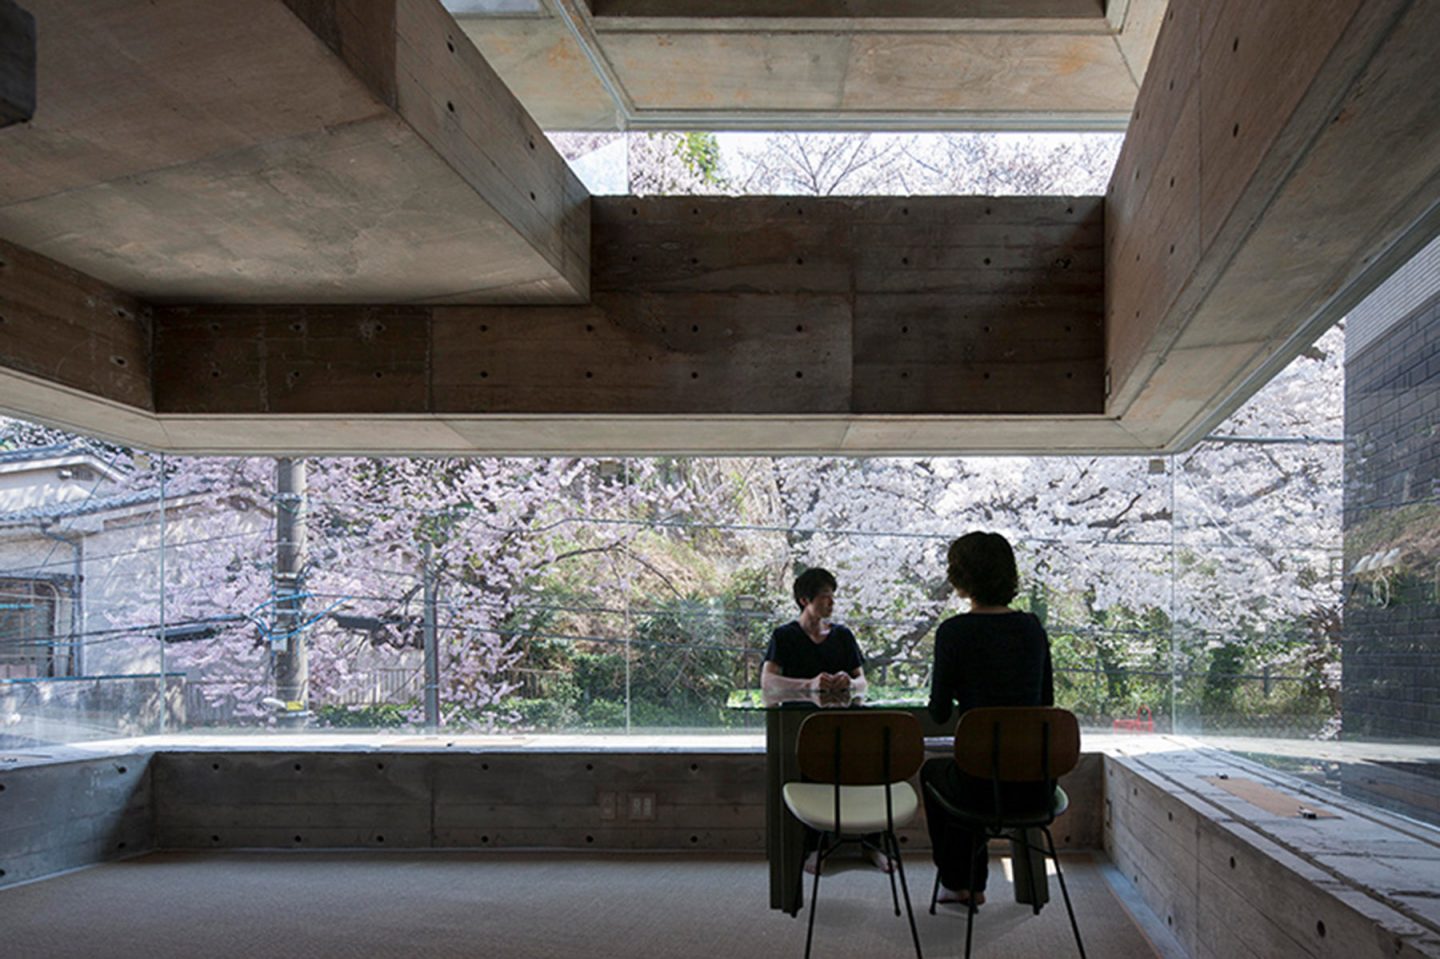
[
  {"left": 888, "top": 832, "right": 924, "bottom": 959},
  {"left": 803, "top": 835, "right": 827, "bottom": 959},
  {"left": 928, "top": 867, "right": 940, "bottom": 915},
  {"left": 1043, "top": 827, "right": 1086, "bottom": 959},
  {"left": 1023, "top": 829, "right": 1043, "bottom": 916}
]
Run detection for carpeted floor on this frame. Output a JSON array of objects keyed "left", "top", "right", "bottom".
[{"left": 0, "top": 850, "right": 1160, "bottom": 958}]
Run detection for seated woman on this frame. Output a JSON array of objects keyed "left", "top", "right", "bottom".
[
  {"left": 921, "top": 531, "right": 1054, "bottom": 906},
  {"left": 762, "top": 567, "right": 885, "bottom": 872}
]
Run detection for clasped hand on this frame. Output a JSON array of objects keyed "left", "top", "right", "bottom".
[{"left": 815, "top": 671, "right": 851, "bottom": 693}]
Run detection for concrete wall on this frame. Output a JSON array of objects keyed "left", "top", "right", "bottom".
[
  {"left": 0, "top": 750, "right": 153, "bottom": 888},
  {"left": 1104, "top": 749, "right": 1440, "bottom": 959},
  {"left": 2, "top": 746, "right": 1102, "bottom": 889}
]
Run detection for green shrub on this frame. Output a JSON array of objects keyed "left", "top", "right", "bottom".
[
  {"left": 509, "top": 697, "right": 579, "bottom": 730},
  {"left": 314, "top": 703, "right": 411, "bottom": 728}
]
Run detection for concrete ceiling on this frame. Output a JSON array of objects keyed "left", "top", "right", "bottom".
[
  {"left": 0, "top": 0, "right": 1438, "bottom": 456},
  {"left": 452, "top": 0, "right": 1167, "bottom": 131}
]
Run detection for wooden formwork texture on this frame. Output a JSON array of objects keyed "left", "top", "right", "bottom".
[{"left": 1104, "top": 745, "right": 1440, "bottom": 959}]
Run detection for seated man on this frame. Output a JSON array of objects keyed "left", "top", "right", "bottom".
[
  {"left": 761, "top": 567, "right": 869, "bottom": 698},
  {"left": 762, "top": 567, "right": 885, "bottom": 872}
]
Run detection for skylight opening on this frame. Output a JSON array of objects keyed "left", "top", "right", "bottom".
[{"left": 548, "top": 131, "right": 1123, "bottom": 197}]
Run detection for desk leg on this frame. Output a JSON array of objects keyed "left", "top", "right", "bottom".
[
  {"left": 767, "top": 709, "right": 807, "bottom": 916},
  {"left": 1009, "top": 828, "right": 1050, "bottom": 908}
]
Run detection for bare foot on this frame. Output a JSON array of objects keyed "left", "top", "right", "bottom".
[
  {"left": 937, "top": 886, "right": 986, "bottom": 906},
  {"left": 804, "top": 851, "right": 819, "bottom": 876},
  {"left": 866, "top": 847, "right": 894, "bottom": 874}
]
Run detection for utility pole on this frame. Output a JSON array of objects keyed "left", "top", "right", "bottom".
[
  {"left": 273, "top": 458, "right": 308, "bottom": 726},
  {"left": 422, "top": 540, "right": 440, "bottom": 731}
]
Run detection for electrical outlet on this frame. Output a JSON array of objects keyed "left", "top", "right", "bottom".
[
  {"left": 598, "top": 791, "right": 617, "bottom": 821},
  {"left": 627, "top": 792, "right": 656, "bottom": 821}
]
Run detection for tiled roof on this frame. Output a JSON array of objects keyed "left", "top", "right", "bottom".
[
  {"left": 0, "top": 443, "right": 84, "bottom": 465},
  {"left": 0, "top": 490, "right": 163, "bottom": 528}
]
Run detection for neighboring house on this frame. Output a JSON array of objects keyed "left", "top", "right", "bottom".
[
  {"left": 0, "top": 444, "right": 420, "bottom": 738},
  {"left": 0, "top": 444, "right": 127, "bottom": 679},
  {"left": 0, "top": 446, "right": 276, "bottom": 675}
]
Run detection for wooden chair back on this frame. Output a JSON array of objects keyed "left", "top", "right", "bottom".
[
  {"left": 952, "top": 707, "right": 1080, "bottom": 783},
  {"left": 796, "top": 711, "right": 924, "bottom": 785}
]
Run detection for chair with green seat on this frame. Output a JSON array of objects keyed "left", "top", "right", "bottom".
[
  {"left": 783, "top": 710, "right": 925, "bottom": 959},
  {"left": 925, "top": 706, "right": 1085, "bottom": 959}
]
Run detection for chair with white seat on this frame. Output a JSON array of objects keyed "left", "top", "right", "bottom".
[{"left": 783, "top": 710, "right": 925, "bottom": 959}]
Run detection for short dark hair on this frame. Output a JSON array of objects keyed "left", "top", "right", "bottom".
[
  {"left": 946, "top": 532, "right": 1019, "bottom": 606},
  {"left": 793, "top": 567, "right": 838, "bottom": 610}
]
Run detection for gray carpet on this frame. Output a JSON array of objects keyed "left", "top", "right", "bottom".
[{"left": 0, "top": 851, "right": 1159, "bottom": 958}]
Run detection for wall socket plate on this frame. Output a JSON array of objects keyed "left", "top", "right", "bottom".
[{"left": 627, "top": 792, "right": 656, "bottom": 821}]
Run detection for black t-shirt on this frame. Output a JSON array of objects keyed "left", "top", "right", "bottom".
[
  {"left": 763, "top": 621, "right": 864, "bottom": 679},
  {"left": 927, "top": 611, "right": 1054, "bottom": 725}
]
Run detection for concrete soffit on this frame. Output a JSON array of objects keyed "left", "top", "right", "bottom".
[
  {"left": 1, "top": 0, "right": 1439, "bottom": 456},
  {"left": 453, "top": 0, "right": 1166, "bottom": 132}
]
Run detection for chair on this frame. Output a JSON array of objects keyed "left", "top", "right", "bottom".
[
  {"left": 925, "top": 706, "right": 1086, "bottom": 959},
  {"left": 783, "top": 710, "right": 925, "bottom": 959}
]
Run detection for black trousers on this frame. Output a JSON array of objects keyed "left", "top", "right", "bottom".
[{"left": 921, "top": 759, "right": 1049, "bottom": 893}]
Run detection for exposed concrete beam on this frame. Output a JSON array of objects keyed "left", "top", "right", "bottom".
[
  {"left": 0, "top": 0, "right": 588, "bottom": 304},
  {"left": 4, "top": 198, "right": 1122, "bottom": 454},
  {"left": 0, "top": 0, "right": 35, "bottom": 128},
  {"left": 0, "top": 237, "right": 151, "bottom": 411},
  {"left": 460, "top": 0, "right": 1167, "bottom": 132},
  {"left": 586, "top": 1, "right": 1107, "bottom": 19},
  {"left": 144, "top": 197, "right": 1106, "bottom": 451},
  {"left": 1104, "top": 0, "right": 1440, "bottom": 449},
  {"left": 0, "top": 237, "right": 171, "bottom": 448}
]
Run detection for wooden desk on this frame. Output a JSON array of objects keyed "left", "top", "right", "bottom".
[{"left": 732, "top": 689, "right": 1053, "bottom": 917}]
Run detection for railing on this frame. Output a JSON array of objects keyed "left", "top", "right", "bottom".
[{"left": 332, "top": 667, "right": 423, "bottom": 706}]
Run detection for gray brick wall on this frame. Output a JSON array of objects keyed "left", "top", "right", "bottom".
[
  {"left": 1347, "top": 231, "right": 1440, "bottom": 357},
  {"left": 1343, "top": 286, "right": 1440, "bottom": 740}
]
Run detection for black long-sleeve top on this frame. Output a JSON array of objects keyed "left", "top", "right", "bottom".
[{"left": 927, "top": 611, "right": 1055, "bottom": 726}]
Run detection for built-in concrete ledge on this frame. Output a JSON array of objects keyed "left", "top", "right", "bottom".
[
  {"left": 0, "top": 746, "right": 152, "bottom": 888},
  {"left": 10, "top": 733, "right": 1437, "bottom": 959},
  {"left": 1, "top": 735, "right": 1101, "bottom": 888},
  {"left": 1105, "top": 738, "right": 1440, "bottom": 959}
]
